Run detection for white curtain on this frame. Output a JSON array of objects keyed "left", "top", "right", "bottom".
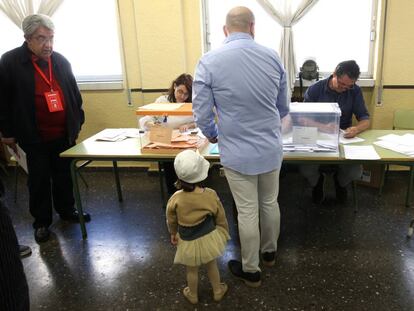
[
  {"left": 0, "top": 0, "right": 64, "bottom": 29},
  {"left": 256, "top": 0, "right": 319, "bottom": 97}
]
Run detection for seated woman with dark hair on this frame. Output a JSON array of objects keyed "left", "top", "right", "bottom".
[
  {"left": 139, "top": 73, "right": 195, "bottom": 132},
  {"left": 139, "top": 73, "right": 196, "bottom": 196}
]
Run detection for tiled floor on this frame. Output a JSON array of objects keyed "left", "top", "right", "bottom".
[{"left": 3, "top": 165, "right": 414, "bottom": 310}]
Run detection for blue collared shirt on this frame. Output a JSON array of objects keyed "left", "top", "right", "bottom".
[
  {"left": 304, "top": 75, "right": 370, "bottom": 129},
  {"left": 193, "top": 32, "right": 289, "bottom": 175}
]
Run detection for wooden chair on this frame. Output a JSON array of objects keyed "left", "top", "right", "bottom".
[
  {"left": 377, "top": 109, "right": 414, "bottom": 238},
  {"left": 393, "top": 109, "right": 414, "bottom": 130},
  {"left": 379, "top": 109, "right": 414, "bottom": 198}
]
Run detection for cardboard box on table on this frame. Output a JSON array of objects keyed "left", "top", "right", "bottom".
[
  {"left": 136, "top": 103, "right": 193, "bottom": 116},
  {"left": 136, "top": 103, "right": 193, "bottom": 131},
  {"left": 282, "top": 102, "right": 341, "bottom": 154},
  {"left": 136, "top": 102, "right": 207, "bottom": 154},
  {"left": 140, "top": 126, "right": 208, "bottom": 155}
]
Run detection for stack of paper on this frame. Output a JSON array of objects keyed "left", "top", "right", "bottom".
[
  {"left": 95, "top": 128, "right": 143, "bottom": 142},
  {"left": 373, "top": 133, "right": 414, "bottom": 157},
  {"left": 283, "top": 137, "right": 337, "bottom": 152},
  {"left": 283, "top": 130, "right": 338, "bottom": 153}
]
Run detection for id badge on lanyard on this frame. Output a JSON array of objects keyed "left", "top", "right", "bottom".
[
  {"left": 32, "top": 57, "right": 64, "bottom": 112},
  {"left": 45, "top": 91, "right": 63, "bottom": 112}
]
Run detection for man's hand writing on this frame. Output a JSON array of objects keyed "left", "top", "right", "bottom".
[{"left": 343, "top": 126, "right": 359, "bottom": 138}]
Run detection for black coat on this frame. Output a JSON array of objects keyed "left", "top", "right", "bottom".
[{"left": 0, "top": 42, "right": 84, "bottom": 145}]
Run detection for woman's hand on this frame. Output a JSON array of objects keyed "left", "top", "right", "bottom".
[
  {"left": 179, "top": 122, "right": 196, "bottom": 132},
  {"left": 179, "top": 124, "right": 190, "bottom": 132},
  {"left": 144, "top": 121, "right": 155, "bottom": 129}
]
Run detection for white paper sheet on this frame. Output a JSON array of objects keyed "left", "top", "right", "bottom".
[
  {"left": 377, "top": 133, "right": 401, "bottom": 142},
  {"left": 374, "top": 140, "right": 414, "bottom": 157},
  {"left": 343, "top": 145, "right": 381, "bottom": 160},
  {"left": 95, "top": 128, "right": 144, "bottom": 141},
  {"left": 339, "top": 135, "right": 365, "bottom": 144},
  {"left": 374, "top": 133, "right": 414, "bottom": 157},
  {"left": 282, "top": 136, "right": 293, "bottom": 144},
  {"left": 339, "top": 130, "right": 364, "bottom": 144},
  {"left": 377, "top": 133, "right": 414, "bottom": 146},
  {"left": 292, "top": 126, "right": 317, "bottom": 145}
]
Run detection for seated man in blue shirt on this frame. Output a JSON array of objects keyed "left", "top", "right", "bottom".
[{"left": 300, "top": 60, "right": 370, "bottom": 204}]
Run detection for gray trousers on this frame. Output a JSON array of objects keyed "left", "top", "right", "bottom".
[
  {"left": 224, "top": 167, "right": 280, "bottom": 273},
  {"left": 299, "top": 164, "right": 362, "bottom": 187}
]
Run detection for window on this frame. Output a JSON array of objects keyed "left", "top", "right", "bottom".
[
  {"left": 0, "top": 14, "right": 23, "bottom": 54},
  {"left": 204, "top": 0, "right": 281, "bottom": 54},
  {"left": 204, "top": 0, "right": 377, "bottom": 78},
  {"left": 0, "top": 0, "right": 123, "bottom": 85}
]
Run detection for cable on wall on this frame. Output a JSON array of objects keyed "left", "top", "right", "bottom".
[{"left": 376, "top": 0, "right": 388, "bottom": 106}]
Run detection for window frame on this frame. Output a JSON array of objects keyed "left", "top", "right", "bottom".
[
  {"left": 202, "top": 0, "right": 379, "bottom": 82},
  {"left": 0, "top": 0, "right": 125, "bottom": 91}
]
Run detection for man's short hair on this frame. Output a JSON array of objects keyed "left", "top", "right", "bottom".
[
  {"left": 334, "top": 60, "right": 360, "bottom": 80},
  {"left": 22, "top": 14, "right": 54, "bottom": 37}
]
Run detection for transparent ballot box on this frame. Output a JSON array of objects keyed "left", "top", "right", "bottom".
[{"left": 282, "top": 102, "right": 341, "bottom": 154}]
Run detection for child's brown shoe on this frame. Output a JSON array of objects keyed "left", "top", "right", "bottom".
[
  {"left": 183, "top": 287, "right": 198, "bottom": 304},
  {"left": 213, "top": 283, "right": 228, "bottom": 302}
]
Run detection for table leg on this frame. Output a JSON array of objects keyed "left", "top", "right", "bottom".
[
  {"left": 406, "top": 166, "right": 414, "bottom": 207},
  {"left": 71, "top": 159, "right": 87, "bottom": 239},
  {"left": 112, "top": 161, "right": 123, "bottom": 202},
  {"left": 158, "top": 161, "right": 166, "bottom": 207},
  {"left": 352, "top": 181, "right": 358, "bottom": 213}
]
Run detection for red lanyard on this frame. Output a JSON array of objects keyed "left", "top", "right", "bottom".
[{"left": 32, "top": 57, "right": 53, "bottom": 91}]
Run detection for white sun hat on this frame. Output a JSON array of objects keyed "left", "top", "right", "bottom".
[{"left": 174, "top": 150, "right": 210, "bottom": 183}]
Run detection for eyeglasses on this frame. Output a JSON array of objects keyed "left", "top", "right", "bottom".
[
  {"left": 32, "top": 35, "right": 54, "bottom": 45},
  {"left": 176, "top": 89, "right": 189, "bottom": 97},
  {"left": 336, "top": 77, "right": 355, "bottom": 90}
]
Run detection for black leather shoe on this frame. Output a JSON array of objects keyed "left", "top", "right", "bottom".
[
  {"left": 19, "top": 245, "right": 32, "bottom": 258},
  {"left": 262, "top": 251, "right": 276, "bottom": 267},
  {"left": 60, "top": 210, "right": 91, "bottom": 223},
  {"left": 228, "top": 260, "right": 261, "bottom": 287},
  {"left": 312, "top": 174, "right": 325, "bottom": 204},
  {"left": 34, "top": 227, "right": 50, "bottom": 243}
]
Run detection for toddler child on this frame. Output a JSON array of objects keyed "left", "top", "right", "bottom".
[{"left": 166, "top": 150, "right": 230, "bottom": 304}]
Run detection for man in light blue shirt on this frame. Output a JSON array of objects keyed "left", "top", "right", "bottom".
[{"left": 193, "top": 6, "right": 289, "bottom": 287}]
